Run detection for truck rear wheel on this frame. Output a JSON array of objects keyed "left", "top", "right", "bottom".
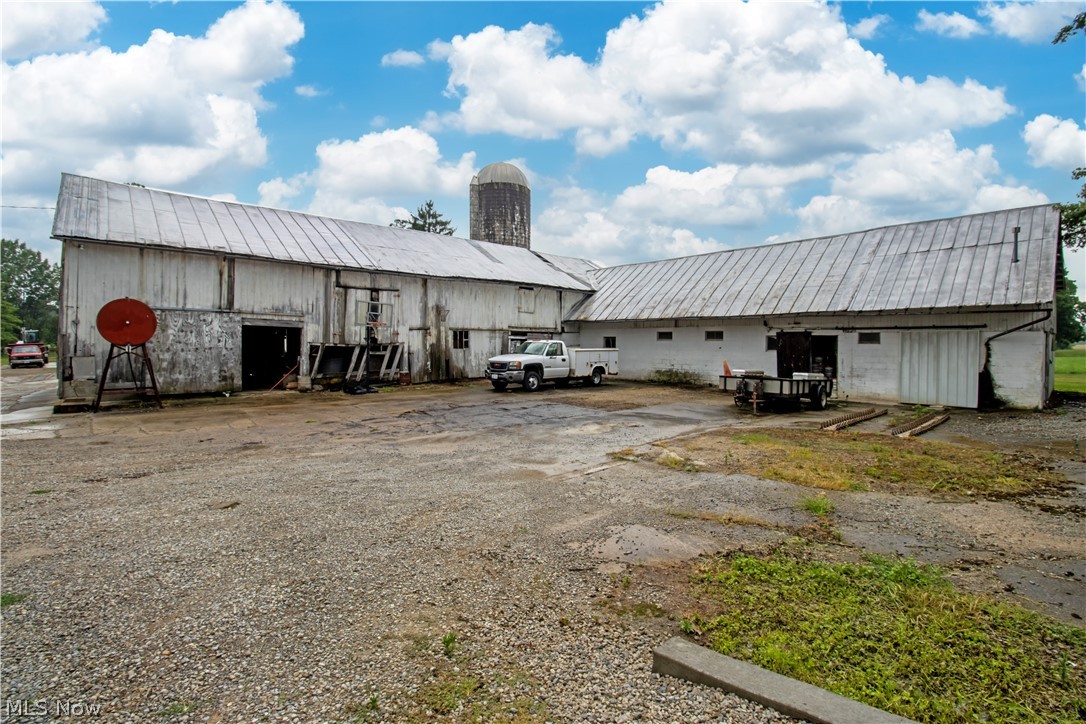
[
  {"left": 523, "top": 370, "right": 541, "bottom": 392},
  {"left": 809, "top": 384, "right": 828, "bottom": 410},
  {"left": 589, "top": 368, "right": 603, "bottom": 386}
]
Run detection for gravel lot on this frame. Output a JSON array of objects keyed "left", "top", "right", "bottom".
[{"left": 2, "top": 374, "right": 1083, "bottom": 722}]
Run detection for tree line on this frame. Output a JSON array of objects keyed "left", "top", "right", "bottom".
[{"left": 2, "top": 239, "right": 60, "bottom": 348}]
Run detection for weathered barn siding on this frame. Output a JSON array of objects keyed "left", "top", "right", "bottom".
[
  {"left": 58, "top": 240, "right": 589, "bottom": 396},
  {"left": 53, "top": 173, "right": 592, "bottom": 398},
  {"left": 572, "top": 309, "right": 1053, "bottom": 408}
]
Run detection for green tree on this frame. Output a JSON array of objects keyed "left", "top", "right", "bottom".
[
  {"left": 1052, "top": 11, "right": 1085, "bottom": 44},
  {"left": 390, "top": 200, "right": 456, "bottom": 235},
  {"left": 1057, "top": 168, "right": 1086, "bottom": 249},
  {"left": 1, "top": 299, "right": 23, "bottom": 348},
  {"left": 1, "top": 239, "right": 60, "bottom": 346},
  {"left": 1055, "top": 276, "right": 1086, "bottom": 349}
]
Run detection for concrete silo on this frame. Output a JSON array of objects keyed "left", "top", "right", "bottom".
[{"left": 469, "top": 162, "right": 530, "bottom": 249}]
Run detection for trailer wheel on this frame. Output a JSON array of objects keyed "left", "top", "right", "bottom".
[
  {"left": 523, "top": 370, "right": 542, "bottom": 392},
  {"left": 809, "top": 384, "right": 828, "bottom": 410},
  {"left": 491, "top": 379, "right": 508, "bottom": 391},
  {"left": 589, "top": 368, "right": 603, "bottom": 386}
]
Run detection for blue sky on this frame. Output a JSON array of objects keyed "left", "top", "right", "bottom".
[{"left": 3, "top": 1, "right": 1084, "bottom": 297}]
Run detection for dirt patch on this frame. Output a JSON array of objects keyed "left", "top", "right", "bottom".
[{"left": 547, "top": 380, "right": 716, "bottom": 411}]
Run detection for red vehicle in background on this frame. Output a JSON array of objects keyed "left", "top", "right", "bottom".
[
  {"left": 8, "top": 343, "right": 47, "bottom": 368},
  {"left": 6, "top": 329, "right": 49, "bottom": 367}
]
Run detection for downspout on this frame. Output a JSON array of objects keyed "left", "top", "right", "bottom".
[{"left": 980, "top": 309, "right": 1052, "bottom": 408}]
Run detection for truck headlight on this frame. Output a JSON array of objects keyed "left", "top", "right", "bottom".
[{"left": 508, "top": 361, "right": 522, "bottom": 369}]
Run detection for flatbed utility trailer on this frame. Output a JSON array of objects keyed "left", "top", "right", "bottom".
[{"left": 719, "top": 370, "right": 832, "bottom": 411}]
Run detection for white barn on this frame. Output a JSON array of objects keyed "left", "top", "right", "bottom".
[
  {"left": 565, "top": 205, "right": 1063, "bottom": 409},
  {"left": 52, "top": 173, "right": 1063, "bottom": 409}
]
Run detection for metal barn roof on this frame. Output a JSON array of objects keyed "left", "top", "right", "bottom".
[
  {"left": 569, "top": 205, "right": 1061, "bottom": 322},
  {"left": 52, "top": 173, "right": 591, "bottom": 292}
]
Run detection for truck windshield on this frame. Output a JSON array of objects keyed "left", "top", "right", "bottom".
[{"left": 514, "top": 342, "right": 550, "bottom": 355}]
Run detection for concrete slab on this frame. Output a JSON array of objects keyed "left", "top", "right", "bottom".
[{"left": 652, "top": 637, "right": 916, "bottom": 724}]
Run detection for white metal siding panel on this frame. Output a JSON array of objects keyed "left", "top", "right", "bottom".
[
  {"left": 899, "top": 330, "right": 980, "bottom": 407},
  {"left": 989, "top": 330, "right": 1046, "bottom": 408}
]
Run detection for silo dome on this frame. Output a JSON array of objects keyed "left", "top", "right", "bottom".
[
  {"left": 473, "top": 162, "right": 530, "bottom": 188},
  {"left": 470, "top": 162, "right": 531, "bottom": 249}
]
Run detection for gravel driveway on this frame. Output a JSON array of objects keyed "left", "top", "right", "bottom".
[{"left": 2, "top": 379, "right": 1082, "bottom": 722}]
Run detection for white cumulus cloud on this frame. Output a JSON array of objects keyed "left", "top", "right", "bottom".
[
  {"left": 916, "top": 9, "right": 984, "bottom": 38},
  {"left": 612, "top": 165, "right": 786, "bottom": 226},
  {"left": 850, "top": 15, "right": 890, "bottom": 40},
  {"left": 979, "top": 1, "right": 1081, "bottom": 43},
  {"left": 272, "top": 126, "right": 476, "bottom": 222},
  {"left": 1, "top": 0, "right": 106, "bottom": 60},
  {"left": 792, "top": 131, "right": 1049, "bottom": 238},
  {"left": 1022, "top": 114, "right": 1086, "bottom": 169},
  {"left": 430, "top": 2, "right": 1012, "bottom": 163},
  {"left": 2, "top": 0, "right": 304, "bottom": 195},
  {"left": 380, "top": 49, "right": 425, "bottom": 67},
  {"left": 295, "top": 84, "right": 325, "bottom": 98}
]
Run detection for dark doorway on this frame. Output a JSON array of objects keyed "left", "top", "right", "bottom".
[
  {"left": 776, "top": 332, "right": 838, "bottom": 378},
  {"left": 776, "top": 332, "right": 811, "bottom": 377},
  {"left": 242, "top": 325, "right": 301, "bottom": 390},
  {"left": 811, "top": 335, "right": 838, "bottom": 379}
]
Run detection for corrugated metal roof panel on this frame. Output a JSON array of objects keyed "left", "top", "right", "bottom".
[
  {"left": 52, "top": 173, "right": 591, "bottom": 292},
  {"left": 576, "top": 205, "right": 1059, "bottom": 321},
  {"left": 534, "top": 252, "right": 600, "bottom": 287}
]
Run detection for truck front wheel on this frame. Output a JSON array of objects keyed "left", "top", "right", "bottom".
[
  {"left": 589, "top": 368, "right": 603, "bottom": 386},
  {"left": 523, "top": 370, "right": 542, "bottom": 392}
]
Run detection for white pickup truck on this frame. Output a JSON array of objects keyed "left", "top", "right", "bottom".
[{"left": 485, "top": 340, "right": 619, "bottom": 391}]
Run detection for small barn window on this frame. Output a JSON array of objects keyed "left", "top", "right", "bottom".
[
  {"left": 766, "top": 336, "right": 779, "bottom": 351},
  {"left": 604, "top": 336, "right": 617, "bottom": 348},
  {"left": 517, "top": 286, "right": 536, "bottom": 313},
  {"left": 705, "top": 330, "right": 723, "bottom": 341},
  {"left": 858, "top": 332, "right": 881, "bottom": 345},
  {"left": 657, "top": 331, "right": 673, "bottom": 341},
  {"left": 453, "top": 330, "right": 470, "bottom": 349}
]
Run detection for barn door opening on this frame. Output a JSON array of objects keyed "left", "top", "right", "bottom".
[
  {"left": 811, "top": 335, "right": 838, "bottom": 378},
  {"left": 776, "top": 332, "right": 811, "bottom": 377},
  {"left": 242, "top": 324, "right": 301, "bottom": 390}
]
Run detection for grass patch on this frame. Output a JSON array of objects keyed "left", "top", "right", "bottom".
[
  {"left": 1, "top": 592, "right": 29, "bottom": 607},
  {"left": 887, "top": 404, "right": 934, "bottom": 426},
  {"left": 420, "top": 674, "right": 481, "bottom": 715},
  {"left": 687, "top": 549, "right": 1086, "bottom": 722},
  {"left": 441, "top": 631, "right": 457, "bottom": 658},
  {"left": 662, "top": 428, "right": 1061, "bottom": 495},
  {"left": 345, "top": 694, "right": 381, "bottom": 721},
  {"left": 29, "top": 489, "right": 52, "bottom": 495},
  {"left": 157, "top": 700, "right": 199, "bottom": 717},
  {"left": 801, "top": 495, "right": 834, "bottom": 517},
  {"left": 607, "top": 448, "right": 639, "bottom": 462},
  {"left": 1055, "top": 348, "right": 1086, "bottom": 393}
]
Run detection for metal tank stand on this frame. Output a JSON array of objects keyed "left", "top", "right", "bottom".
[{"left": 92, "top": 343, "right": 163, "bottom": 412}]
